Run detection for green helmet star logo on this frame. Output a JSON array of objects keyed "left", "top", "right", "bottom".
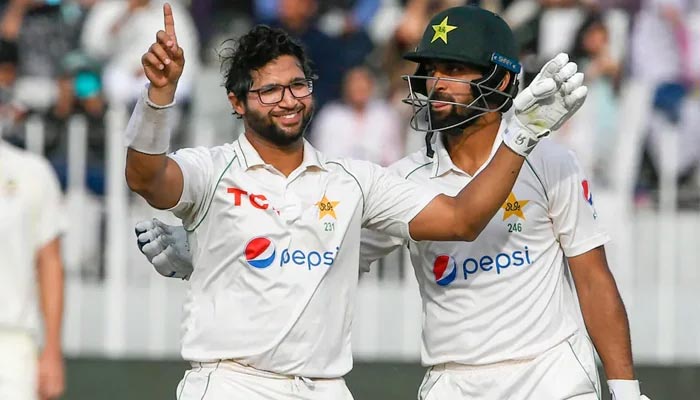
[{"left": 431, "top": 16, "right": 457, "bottom": 44}]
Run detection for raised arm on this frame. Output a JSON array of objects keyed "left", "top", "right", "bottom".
[
  {"left": 410, "top": 54, "right": 587, "bottom": 241},
  {"left": 125, "top": 3, "right": 186, "bottom": 209}
]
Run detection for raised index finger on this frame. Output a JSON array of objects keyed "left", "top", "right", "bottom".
[{"left": 163, "top": 3, "right": 178, "bottom": 46}]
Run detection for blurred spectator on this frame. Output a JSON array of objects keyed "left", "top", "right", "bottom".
[
  {"left": 631, "top": 0, "right": 700, "bottom": 203},
  {"left": 48, "top": 50, "right": 109, "bottom": 195},
  {"left": 311, "top": 65, "right": 403, "bottom": 165},
  {"left": 189, "top": 0, "right": 252, "bottom": 62},
  {"left": 630, "top": 0, "right": 689, "bottom": 85},
  {"left": 268, "top": 0, "right": 374, "bottom": 111},
  {"left": 255, "top": 0, "right": 381, "bottom": 36},
  {"left": 571, "top": 14, "right": 621, "bottom": 83},
  {"left": 555, "top": 13, "right": 621, "bottom": 184},
  {"left": 0, "top": 37, "right": 26, "bottom": 144},
  {"left": 0, "top": 0, "right": 73, "bottom": 117},
  {"left": 80, "top": 0, "right": 200, "bottom": 106}
]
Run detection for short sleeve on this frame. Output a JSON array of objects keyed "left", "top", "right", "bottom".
[
  {"left": 547, "top": 151, "right": 610, "bottom": 257},
  {"left": 33, "top": 159, "right": 64, "bottom": 248},
  {"left": 168, "top": 147, "right": 214, "bottom": 228},
  {"left": 359, "top": 229, "right": 405, "bottom": 273},
  {"left": 355, "top": 161, "right": 439, "bottom": 239}
]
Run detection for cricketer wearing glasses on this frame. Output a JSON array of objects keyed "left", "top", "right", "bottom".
[{"left": 125, "top": 4, "right": 588, "bottom": 399}]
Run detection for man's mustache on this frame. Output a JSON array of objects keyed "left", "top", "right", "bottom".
[{"left": 428, "top": 93, "right": 455, "bottom": 103}]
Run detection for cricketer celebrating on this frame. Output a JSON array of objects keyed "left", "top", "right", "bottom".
[
  {"left": 358, "top": 7, "right": 651, "bottom": 400},
  {"left": 127, "top": 4, "right": 588, "bottom": 399}
]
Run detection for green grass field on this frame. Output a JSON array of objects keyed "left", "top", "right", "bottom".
[{"left": 62, "top": 359, "right": 697, "bottom": 399}]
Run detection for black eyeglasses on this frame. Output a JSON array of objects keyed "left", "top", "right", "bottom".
[{"left": 248, "top": 79, "right": 314, "bottom": 105}]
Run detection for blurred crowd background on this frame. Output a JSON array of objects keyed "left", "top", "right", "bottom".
[
  {"left": 1, "top": 0, "right": 699, "bottom": 205},
  {"left": 2, "top": 0, "right": 700, "bottom": 399}
]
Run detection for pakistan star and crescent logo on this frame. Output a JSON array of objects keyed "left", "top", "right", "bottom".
[
  {"left": 316, "top": 195, "right": 340, "bottom": 220},
  {"left": 431, "top": 16, "right": 457, "bottom": 44},
  {"left": 501, "top": 192, "right": 529, "bottom": 220}
]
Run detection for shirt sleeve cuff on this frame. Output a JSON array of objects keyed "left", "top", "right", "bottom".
[{"left": 562, "top": 233, "right": 611, "bottom": 257}]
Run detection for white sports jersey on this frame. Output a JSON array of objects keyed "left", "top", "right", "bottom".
[
  {"left": 168, "top": 134, "right": 437, "bottom": 378},
  {"left": 361, "top": 122, "right": 609, "bottom": 366},
  {"left": 0, "top": 140, "right": 63, "bottom": 336}
]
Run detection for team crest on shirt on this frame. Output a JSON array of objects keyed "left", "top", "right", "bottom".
[
  {"left": 581, "top": 180, "right": 598, "bottom": 219},
  {"left": 316, "top": 194, "right": 340, "bottom": 220},
  {"left": 501, "top": 192, "right": 529, "bottom": 221}
]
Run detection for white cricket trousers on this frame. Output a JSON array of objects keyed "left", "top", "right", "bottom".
[
  {"left": 175, "top": 360, "right": 354, "bottom": 400},
  {"left": 418, "top": 331, "right": 601, "bottom": 400},
  {"left": 0, "top": 330, "right": 38, "bottom": 400}
]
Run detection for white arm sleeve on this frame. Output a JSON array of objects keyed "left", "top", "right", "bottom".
[
  {"left": 355, "top": 160, "right": 439, "bottom": 239},
  {"left": 167, "top": 148, "right": 215, "bottom": 229},
  {"left": 359, "top": 229, "right": 406, "bottom": 273},
  {"left": 80, "top": 2, "right": 124, "bottom": 62},
  {"left": 33, "top": 159, "right": 65, "bottom": 248},
  {"left": 547, "top": 151, "right": 610, "bottom": 257}
]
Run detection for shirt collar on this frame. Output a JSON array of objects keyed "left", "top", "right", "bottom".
[
  {"left": 234, "top": 133, "right": 327, "bottom": 172},
  {"left": 431, "top": 120, "right": 506, "bottom": 178}
]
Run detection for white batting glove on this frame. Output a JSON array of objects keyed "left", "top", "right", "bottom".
[
  {"left": 608, "top": 379, "right": 652, "bottom": 400},
  {"left": 504, "top": 53, "right": 588, "bottom": 156},
  {"left": 135, "top": 218, "right": 193, "bottom": 280}
]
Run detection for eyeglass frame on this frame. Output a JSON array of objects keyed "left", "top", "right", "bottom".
[{"left": 248, "top": 78, "right": 315, "bottom": 105}]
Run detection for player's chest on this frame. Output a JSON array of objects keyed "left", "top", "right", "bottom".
[
  {"left": 206, "top": 170, "right": 362, "bottom": 239},
  {"left": 432, "top": 173, "right": 551, "bottom": 241},
  {"left": 415, "top": 178, "right": 552, "bottom": 286}
]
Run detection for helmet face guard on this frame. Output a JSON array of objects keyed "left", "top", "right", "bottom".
[
  {"left": 399, "top": 6, "right": 522, "bottom": 156},
  {"left": 401, "top": 64, "right": 517, "bottom": 135}
]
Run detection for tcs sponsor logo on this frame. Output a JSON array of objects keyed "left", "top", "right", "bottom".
[
  {"left": 228, "top": 188, "right": 271, "bottom": 210},
  {"left": 244, "top": 236, "right": 339, "bottom": 270},
  {"left": 432, "top": 246, "right": 533, "bottom": 286}
]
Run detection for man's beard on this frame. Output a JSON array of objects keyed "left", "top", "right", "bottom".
[
  {"left": 428, "top": 93, "right": 482, "bottom": 136},
  {"left": 246, "top": 104, "right": 314, "bottom": 147}
]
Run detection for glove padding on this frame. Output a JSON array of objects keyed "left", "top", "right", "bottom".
[
  {"left": 135, "top": 218, "right": 193, "bottom": 280},
  {"left": 608, "top": 379, "right": 651, "bottom": 400},
  {"left": 504, "top": 52, "right": 588, "bottom": 156}
]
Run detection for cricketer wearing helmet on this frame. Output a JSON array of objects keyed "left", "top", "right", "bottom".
[
  {"left": 131, "top": 6, "right": 649, "bottom": 400},
  {"left": 370, "top": 6, "right": 647, "bottom": 399}
]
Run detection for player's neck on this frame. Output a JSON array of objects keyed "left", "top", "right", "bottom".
[
  {"left": 444, "top": 113, "right": 501, "bottom": 176},
  {"left": 244, "top": 131, "right": 304, "bottom": 177}
]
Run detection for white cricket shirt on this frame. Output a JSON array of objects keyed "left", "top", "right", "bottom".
[
  {"left": 168, "top": 133, "right": 437, "bottom": 377},
  {"left": 361, "top": 122, "right": 609, "bottom": 366},
  {"left": 0, "top": 140, "right": 63, "bottom": 336}
]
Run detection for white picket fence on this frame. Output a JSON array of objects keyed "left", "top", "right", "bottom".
[{"left": 24, "top": 79, "right": 700, "bottom": 363}]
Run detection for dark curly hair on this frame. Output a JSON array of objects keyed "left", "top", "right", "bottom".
[{"left": 221, "top": 25, "right": 315, "bottom": 108}]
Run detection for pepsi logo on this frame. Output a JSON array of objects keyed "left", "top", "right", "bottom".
[
  {"left": 582, "top": 180, "right": 593, "bottom": 205},
  {"left": 245, "top": 237, "right": 276, "bottom": 269},
  {"left": 433, "top": 255, "right": 457, "bottom": 286}
]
